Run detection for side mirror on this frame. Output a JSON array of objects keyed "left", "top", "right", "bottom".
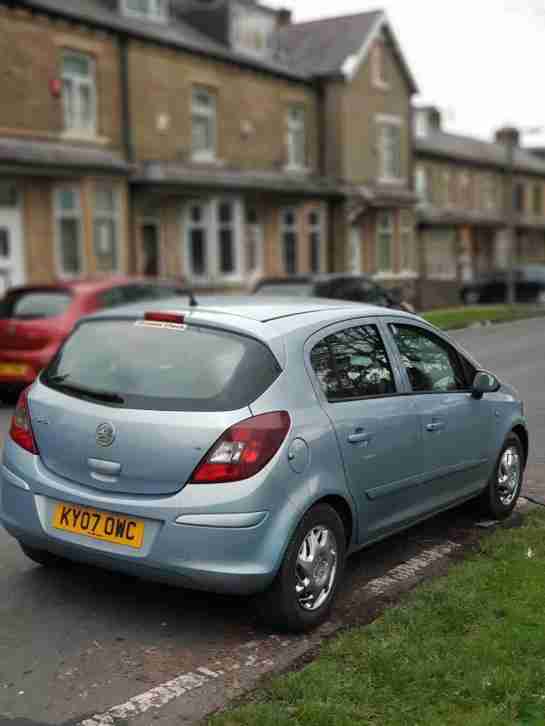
[{"left": 472, "top": 371, "right": 501, "bottom": 399}]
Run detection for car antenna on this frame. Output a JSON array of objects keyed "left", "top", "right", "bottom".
[{"left": 188, "top": 290, "right": 198, "bottom": 308}]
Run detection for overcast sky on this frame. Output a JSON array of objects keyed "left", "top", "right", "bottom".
[{"left": 277, "top": 0, "right": 545, "bottom": 146}]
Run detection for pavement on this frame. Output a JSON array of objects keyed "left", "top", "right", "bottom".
[{"left": 0, "top": 316, "right": 544, "bottom": 726}]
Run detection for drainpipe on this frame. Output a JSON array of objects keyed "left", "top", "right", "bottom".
[{"left": 119, "top": 35, "right": 134, "bottom": 164}]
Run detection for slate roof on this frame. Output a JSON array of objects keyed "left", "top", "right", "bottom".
[
  {"left": 10, "top": 0, "right": 309, "bottom": 82},
  {"left": 277, "top": 10, "right": 382, "bottom": 77},
  {"left": 0, "top": 137, "right": 130, "bottom": 173},
  {"left": 416, "top": 131, "right": 545, "bottom": 176}
]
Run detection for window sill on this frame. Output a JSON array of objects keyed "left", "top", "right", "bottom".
[
  {"left": 372, "top": 80, "right": 390, "bottom": 91},
  {"left": 374, "top": 271, "right": 419, "bottom": 281},
  {"left": 284, "top": 165, "right": 311, "bottom": 175},
  {"left": 60, "top": 131, "right": 108, "bottom": 146},
  {"left": 378, "top": 177, "right": 407, "bottom": 186},
  {"left": 191, "top": 155, "right": 224, "bottom": 167}
]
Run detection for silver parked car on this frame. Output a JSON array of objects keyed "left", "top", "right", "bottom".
[{"left": 0, "top": 299, "right": 528, "bottom": 631}]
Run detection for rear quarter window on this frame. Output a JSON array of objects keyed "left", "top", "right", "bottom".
[
  {"left": 42, "top": 320, "right": 281, "bottom": 412},
  {"left": 0, "top": 291, "right": 72, "bottom": 319}
]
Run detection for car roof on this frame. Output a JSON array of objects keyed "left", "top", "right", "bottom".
[
  {"left": 255, "top": 274, "right": 371, "bottom": 285},
  {"left": 7, "top": 276, "right": 186, "bottom": 297}
]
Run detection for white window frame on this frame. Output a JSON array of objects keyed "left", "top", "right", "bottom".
[
  {"left": 62, "top": 51, "right": 97, "bottom": 137},
  {"left": 230, "top": 3, "right": 276, "bottom": 59},
  {"left": 371, "top": 39, "right": 389, "bottom": 90},
  {"left": 415, "top": 165, "right": 428, "bottom": 203},
  {"left": 425, "top": 228, "right": 458, "bottom": 281},
  {"left": 414, "top": 111, "right": 429, "bottom": 139},
  {"left": 245, "top": 206, "right": 264, "bottom": 278},
  {"left": 375, "top": 210, "right": 394, "bottom": 276},
  {"left": 286, "top": 106, "right": 307, "bottom": 172},
  {"left": 183, "top": 198, "right": 244, "bottom": 285},
  {"left": 307, "top": 207, "right": 324, "bottom": 274},
  {"left": 281, "top": 207, "right": 298, "bottom": 275},
  {"left": 376, "top": 115, "right": 404, "bottom": 184},
  {"left": 399, "top": 211, "right": 417, "bottom": 276},
  {"left": 54, "top": 186, "right": 85, "bottom": 279},
  {"left": 191, "top": 87, "right": 217, "bottom": 163},
  {"left": 121, "top": 0, "right": 168, "bottom": 22},
  {"left": 483, "top": 174, "right": 498, "bottom": 212},
  {"left": 93, "top": 184, "right": 121, "bottom": 274}
]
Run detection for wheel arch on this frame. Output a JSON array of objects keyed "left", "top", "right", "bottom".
[
  {"left": 311, "top": 494, "right": 355, "bottom": 549},
  {"left": 512, "top": 424, "right": 529, "bottom": 466}
]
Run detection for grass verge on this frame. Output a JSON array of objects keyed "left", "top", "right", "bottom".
[
  {"left": 423, "top": 304, "right": 545, "bottom": 331},
  {"left": 209, "top": 511, "right": 545, "bottom": 726}
]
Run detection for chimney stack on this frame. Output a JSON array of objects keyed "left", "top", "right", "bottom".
[
  {"left": 277, "top": 7, "right": 292, "bottom": 26},
  {"left": 495, "top": 127, "right": 520, "bottom": 147}
]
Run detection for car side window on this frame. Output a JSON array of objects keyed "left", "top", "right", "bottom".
[
  {"left": 310, "top": 324, "right": 396, "bottom": 402},
  {"left": 389, "top": 324, "right": 467, "bottom": 393}
]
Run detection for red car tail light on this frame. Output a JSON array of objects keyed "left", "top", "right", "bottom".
[
  {"left": 191, "top": 412, "right": 291, "bottom": 484},
  {"left": 10, "top": 387, "right": 39, "bottom": 454}
]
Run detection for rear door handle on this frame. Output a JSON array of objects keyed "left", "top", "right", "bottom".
[
  {"left": 348, "top": 431, "right": 372, "bottom": 445},
  {"left": 426, "top": 421, "right": 445, "bottom": 432}
]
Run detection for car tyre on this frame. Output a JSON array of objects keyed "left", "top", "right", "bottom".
[
  {"left": 256, "top": 504, "right": 346, "bottom": 633},
  {"left": 478, "top": 433, "right": 524, "bottom": 520},
  {"left": 20, "top": 544, "right": 66, "bottom": 568}
]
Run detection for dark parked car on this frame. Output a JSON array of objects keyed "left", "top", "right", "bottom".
[
  {"left": 253, "top": 275, "right": 415, "bottom": 312},
  {"left": 0, "top": 276, "right": 188, "bottom": 400},
  {"left": 461, "top": 265, "right": 545, "bottom": 305}
]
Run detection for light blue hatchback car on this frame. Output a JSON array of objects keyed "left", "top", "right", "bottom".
[{"left": 0, "top": 299, "right": 528, "bottom": 631}]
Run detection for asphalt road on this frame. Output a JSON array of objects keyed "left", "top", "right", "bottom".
[{"left": 0, "top": 317, "right": 544, "bottom": 726}]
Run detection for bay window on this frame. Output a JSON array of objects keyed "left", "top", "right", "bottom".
[
  {"left": 185, "top": 199, "right": 242, "bottom": 282},
  {"left": 55, "top": 187, "right": 83, "bottom": 277},
  {"left": 376, "top": 211, "right": 394, "bottom": 274},
  {"left": 93, "top": 185, "right": 120, "bottom": 273},
  {"left": 281, "top": 208, "right": 298, "bottom": 275}
]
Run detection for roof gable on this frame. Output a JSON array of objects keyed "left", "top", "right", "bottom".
[{"left": 277, "top": 10, "right": 418, "bottom": 92}]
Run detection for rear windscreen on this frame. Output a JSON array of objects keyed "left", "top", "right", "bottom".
[
  {"left": 0, "top": 291, "right": 72, "bottom": 320},
  {"left": 42, "top": 320, "right": 281, "bottom": 411}
]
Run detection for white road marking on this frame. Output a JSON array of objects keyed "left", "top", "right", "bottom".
[{"left": 77, "top": 541, "right": 460, "bottom": 726}]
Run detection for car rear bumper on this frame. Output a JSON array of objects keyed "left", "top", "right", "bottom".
[{"left": 0, "top": 443, "right": 300, "bottom": 596}]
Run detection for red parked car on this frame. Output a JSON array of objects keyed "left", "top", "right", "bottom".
[{"left": 0, "top": 277, "right": 188, "bottom": 401}]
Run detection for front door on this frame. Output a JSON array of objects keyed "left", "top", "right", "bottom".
[
  {"left": 307, "top": 320, "right": 425, "bottom": 542},
  {"left": 0, "top": 181, "right": 25, "bottom": 289},
  {"left": 348, "top": 225, "right": 362, "bottom": 274},
  {"left": 386, "top": 320, "right": 494, "bottom": 506},
  {"left": 141, "top": 222, "right": 160, "bottom": 277}
]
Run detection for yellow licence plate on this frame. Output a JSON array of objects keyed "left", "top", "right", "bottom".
[
  {"left": 0, "top": 363, "right": 29, "bottom": 376},
  {"left": 52, "top": 502, "right": 145, "bottom": 549}
]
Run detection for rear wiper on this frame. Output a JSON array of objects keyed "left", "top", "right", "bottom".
[{"left": 47, "top": 375, "right": 125, "bottom": 404}]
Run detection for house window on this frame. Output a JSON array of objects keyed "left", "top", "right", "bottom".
[
  {"left": 533, "top": 184, "right": 543, "bottom": 216},
  {"left": 94, "top": 185, "right": 120, "bottom": 273},
  {"left": 378, "top": 120, "right": 402, "bottom": 182},
  {"left": 286, "top": 106, "right": 306, "bottom": 170},
  {"left": 185, "top": 199, "right": 241, "bottom": 282},
  {"left": 62, "top": 52, "right": 97, "bottom": 135},
  {"left": 121, "top": 0, "right": 168, "bottom": 21},
  {"left": 400, "top": 211, "right": 416, "bottom": 273},
  {"left": 483, "top": 174, "right": 498, "bottom": 212},
  {"left": 191, "top": 87, "right": 217, "bottom": 161},
  {"left": 414, "top": 111, "right": 429, "bottom": 138},
  {"left": 425, "top": 228, "right": 457, "bottom": 280},
  {"left": 245, "top": 207, "right": 263, "bottom": 275},
  {"left": 281, "top": 208, "right": 298, "bottom": 275},
  {"left": 371, "top": 41, "right": 388, "bottom": 88},
  {"left": 459, "top": 171, "right": 472, "bottom": 208},
  {"left": 307, "top": 209, "right": 323, "bottom": 274},
  {"left": 376, "top": 211, "right": 394, "bottom": 274},
  {"left": 415, "top": 165, "right": 428, "bottom": 202},
  {"left": 441, "top": 169, "right": 453, "bottom": 207},
  {"left": 54, "top": 187, "right": 83, "bottom": 277},
  {"left": 231, "top": 3, "right": 276, "bottom": 58},
  {"left": 187, "top": 203, "right": 208, "bottom": 278},
  {"left": 514, "top": 183, "right": 525, "bottom": 214}
]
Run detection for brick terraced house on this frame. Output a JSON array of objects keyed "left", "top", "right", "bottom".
[
  {"left": 414, "top": 108, "right": 545, "bottom": 309},
  {"left": 1, "top": 0, "right": 545, "bottom": 308}
]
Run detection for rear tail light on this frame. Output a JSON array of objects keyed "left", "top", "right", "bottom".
[
  {"left": 191, "top": 411, "right": 291, "bottom": 484},
  {"left": 144, "top": 312, "right": 185, "bottom": 325},
  {"left": 10, "top": 387, "right": 39, "bottom": 455}
]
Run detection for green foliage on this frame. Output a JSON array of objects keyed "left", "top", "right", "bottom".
[
  {"left": 423, "top": 305, "right": 545, "bottom": 331},
  {"left": 209, "top": 513, "right": 545, "bottom": 726}
]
